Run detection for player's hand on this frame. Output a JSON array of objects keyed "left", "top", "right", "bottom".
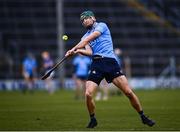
[
  {"left": 74, "top": 49, "right": 80, "bottom": 54},
  {"left": 65, "top": 48, "right": 76, "bottom": 57}
]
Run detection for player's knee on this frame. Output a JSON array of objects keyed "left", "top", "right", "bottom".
[
  {"left": 85, "top": 90, "right": 93, "bottom": 98},
  {"left": 124, "top": 90, "right": 133, "bottom": 99}
]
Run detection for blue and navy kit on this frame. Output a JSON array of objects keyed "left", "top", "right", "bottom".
[
  {"left": 23, "top": 57, "right": 37, "bottom": 78},
  {"left": 73, "top": 55, "right": 91, "bottom": 80},
  {"left": 82, "top": 22, "right": 124, "bottom": 85}
]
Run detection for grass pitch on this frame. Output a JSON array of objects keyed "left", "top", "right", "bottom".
[{"left": 0, "top": 89, "right": 180, "bottom": 131}]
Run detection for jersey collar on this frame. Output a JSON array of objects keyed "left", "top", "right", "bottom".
[{"left": 87, "top": 22, "right": 98, "bottom": 33}]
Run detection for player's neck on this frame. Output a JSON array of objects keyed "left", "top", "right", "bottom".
[{"left": 87, "top": 22, "right": 97, "bottom": 31}]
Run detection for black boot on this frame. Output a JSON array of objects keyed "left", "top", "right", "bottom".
[
  {"left": 141, "top": 115, "right": 155, "bottom": 127},
  {"left": 86, "top": 117, "right": 98, "bottom": 128}
]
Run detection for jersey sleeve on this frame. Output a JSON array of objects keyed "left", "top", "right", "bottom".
[{"left": 94, "top": 22, "right": 107, "bottom": 34}]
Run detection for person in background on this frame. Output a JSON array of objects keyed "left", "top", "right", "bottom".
[
  {"left": 95, "top": 79, "right": 109, "bottom": 101},
  {"left": 41, "top": 51, "right": 55, "bottom": 94},
  {"left": 22, "top": 52, "right": 37, "bottom": 93},
  {"left": 114, "top": 48, "right": 123, "bottom": 67},
  {"left": 73, "top": 54, "right": 91, "bottom": 100}
]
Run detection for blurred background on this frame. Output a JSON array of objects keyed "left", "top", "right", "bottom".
[{"left": 0, "top": 0, "right": 180, "bottom": 90}]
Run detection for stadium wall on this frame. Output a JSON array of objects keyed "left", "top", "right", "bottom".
[{"left": 0, "top": 77, "right": 180, "bottom": 91}]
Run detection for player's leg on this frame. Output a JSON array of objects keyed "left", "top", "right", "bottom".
[
  {"left": 95, "top": 85, "right": 101, "bottom": 101},
  {"left": 23, "top": 72, "right": 30, "bottom": 93},
  {"left": 101, "top": 79, "right": 109, "bottom": 101},
  {"left": 74, "top": 77, "right": 82, "bottom": 99},
  {"left": 81, "top": 80, "right": 86, "bottom": 99},
  {"left": 45, "top": 71, "right": 55, "bottom": 94},
  {"left": 23, "top": 76, "right": 29, "bottom": 93},
  {"left": 29, "top": 77, "right": 35, "bottom": 94},
  {"left": 26, "top": 76, "right": 34, "bottom": 93},
  {"left": 46, "top": 78, "right": 54, "bottom": 94},
  {"left": 85, "top": 80, "right": 98, "bottom": 128},
  {"left": 95, "top": 79, "right": 108, "bottom": 101},
  {"left": 113, "top": 75, "right": 142, "bottom": 111},
  {"left": 112, "top": 75, "right": 155, "bottom": 126},
  {"left": 86, "top": 57, "right": 104, "bottom": 128}
]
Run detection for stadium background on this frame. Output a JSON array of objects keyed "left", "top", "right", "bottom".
[
  {"left": 0, "top": 0, "right": 180, "bottom": 89},
  {"left": 0, "top": 0, "right": 180, "bottom": 131}
]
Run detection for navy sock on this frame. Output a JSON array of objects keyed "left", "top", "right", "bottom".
[
  {"left": 138, "top": 111, "right": 144, "bottom": 116},
  {"left": 90, "top": 113, "right": 95, "bottom": 119}
]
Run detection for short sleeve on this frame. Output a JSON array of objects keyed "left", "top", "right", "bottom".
[{"left": 94, "top": 23, "right": 107, "bottom": 34}]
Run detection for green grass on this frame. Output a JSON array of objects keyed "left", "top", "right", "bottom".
[{"left": 0, "top": 89, "right": 180, "bottom": 131}]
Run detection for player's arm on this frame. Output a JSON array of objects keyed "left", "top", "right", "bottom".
[
  {"left": 75, "top": 31, "right": 101, "bottom": 49},
  {"left": 65, "top": 31, "right": 100, "bottom": 57},
  {"left": 74, "top": 45, "right": 92, "bottom": 56}
]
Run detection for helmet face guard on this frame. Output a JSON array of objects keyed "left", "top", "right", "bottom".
[{"left": 80, "top": 11, "right": 95, "bottom": 22}]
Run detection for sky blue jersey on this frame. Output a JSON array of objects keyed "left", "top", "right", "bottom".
[
  {"left": 23, "top": 57, "right": 37, "bottom": 74},
  {"left": 73, "top": 55, "right": 91, "bottom": 76},
  {"left": 82, "top": 22, "right": 117, "bottom": 59}
]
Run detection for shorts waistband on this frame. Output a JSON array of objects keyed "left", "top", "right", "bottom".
[
  {"left": 92, "top": 55, "right": 104, "bottom": 60},
  {"left": 92, "top": 55, "right": 115, "bottom": 60}
]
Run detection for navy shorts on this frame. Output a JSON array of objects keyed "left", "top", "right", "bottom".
[
  {"left": 88, "top": 55, "right": 124, "bottom": 85},
  {"left": 76, "top": 75, "right": 88, "bottom": 80}
]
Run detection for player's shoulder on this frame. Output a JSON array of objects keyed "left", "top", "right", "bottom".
[
  {"left": 97, "top": 22, "right": 108, "bottom": 27},
  {"left": 23, "top": 58, "right": 29, "bottom": 63}
]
